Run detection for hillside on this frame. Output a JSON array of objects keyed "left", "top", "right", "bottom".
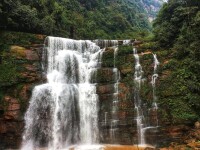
[
  {"left": 153, "top": 0, "right": 200, "bottom": 126},
  {"left": 1, "top": 0, "right": 200, "bottom": 149},
  {"left": 0, "top": 0, "right": 164, "bottom": 39},
  {"left": 140, "top": 0, "right": 167, "bottom": 22}
]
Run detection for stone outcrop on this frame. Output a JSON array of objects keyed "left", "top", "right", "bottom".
[
  {"left": 0, "top": 34, "right": 45, "bottom": 149},
  {"left": 160, "top": 122, "right": 200, "bottom": 149},
  {"left": 98, "top": 46, "right": 158, "bottom": 145},
  {"left": 0, "top": 34, "right": 197, "bottom": 149}
]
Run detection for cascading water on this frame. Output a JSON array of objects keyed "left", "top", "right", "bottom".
[
  {"left": 150, "top": 54, "right": 159, "bottom": 126},
  {"left": 92, "top": 40, "right": 118, "bottom": 48},
  {"left": 133, "top": 48, "right": 146, "bottom": 145},
  {"left": 133, "top": 49, "right": 160, "bottom": 146},
  {"left": 21, "top": 36, "right": 159, "bottom": 150},
  {"left": 122, "top": 40, "right": 131, "bottom": 45},
  {"left": 21, "top": 37, "right": 103, "bottom": 150},
  {"left": 110, "top": 47, "right": 120, "bottom": 143}
]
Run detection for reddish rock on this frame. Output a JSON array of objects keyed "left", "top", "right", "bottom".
[
  {"left": 3, "top": 96, "right": 21, "bottom": 120},
  {"left": 188, "top": 142, "right": 200, "bottom": 149},
  {"left": 7, "top": 103, "right": 20, "bottom": 111},
  {"left": 4, "top": 110, "right": 21, "bottom": 120},
  {"left": 24, "top": 64, "right": 37, "bottom": 72},
  {"left": 4, "top": 96, "right": 18, "bottom": 104},
  {"left": 99, "top": 94, "right": 115, "bottom": 101},
  {"left": 164, "top": 125, "right": 191, "bottom": 142},
  {"left": 25, "top": 49, "right": 39, "bottom": 61},
  {"left": 19, "top": 84, "right": 31, "bottom": 101},
  {"left": 97, "top": 84, "right": 115, "bottom": 94},
  {"left": 139, "top": 51, "right": 152, "bottom": 56},
  {"left": 0, "top": 121, "right": 7, "bottom": 133},
  {"left": 20, "top": 72, "right": 39, "bottom": 82}
]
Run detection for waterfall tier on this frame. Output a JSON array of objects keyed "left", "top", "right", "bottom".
[
  {"left": 22, "top": 37, "right": 103, "bottom": 150},
  {"left": 21, "top": 37, "right": 160, "bottom": 150}
]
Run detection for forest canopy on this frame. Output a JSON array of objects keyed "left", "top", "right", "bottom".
[
  {"left": 153, "top": 0, "right": 200, "bottom": 122},
  {"left": 0, "top": 0, "right": 154, "bottom": 39}
]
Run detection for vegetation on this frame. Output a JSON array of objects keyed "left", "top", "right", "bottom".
[
  {"left": 141, "top": 0, "right": 166, "bottom": 19},
  {"left": 153, "top": 0, "right": 200, "bottom": 123},
  {"left": 0, "top": 0, "right": 156, "bottom": 39}
]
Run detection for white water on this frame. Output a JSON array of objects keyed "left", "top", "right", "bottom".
[
  {"left": 151, "top": 53, "right": 159, "bottom": 126},
  {"left": 113, "top": 47, "right": 118, "bottom": 68},
  {"left": 132, "top": 50, "right": 160, "bottom": 145},
  {"left": 152, "top": 53, "right": 159, "bottom": 100},
  {"left": 133, "top": 48, "right": 145, "bottom": 145},
  {"left": 110, "top": 67, "right": 120, "bottom": 143},
  {"left": 123, "top": 40, "right": 131, "bottom": 45},
  {"left": 22, "top": 37, "right": 103, "bottom": 150},
  {"left": 92, "top": 40, "right": 118, "bottom": 48}
]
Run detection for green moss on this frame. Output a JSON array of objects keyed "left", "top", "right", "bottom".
[
  {"left": 0, "top": 62, "right": 18, "bottom": 86},
  {"left": 101, "top": 49, "right": 114, "bottom": 67},
  {"left": 162, "top": 59, "right": 177, "bottom": 70},
  {"left": 118, "top": 45, "right": 133, "bottom": 56},
  {"left": 0, "top": 31, "right": 44, "bottom": 48},
  {"left": 0, "top": 90, "right": 4, "bottom": 104},
  {"left": 158, "top": 97, "right": 198, "bottom": 124},
  {"left": 94, "top": 68, "right": 117, "bottom": 83}
]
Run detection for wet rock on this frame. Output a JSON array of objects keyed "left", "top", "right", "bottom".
[
  {"left": 19, "top": 84, "right": 31, "bottom": 101},
  {"left": 0, "top": 120, "right": 7, "bottom": 133},
  {"left": 3, "top": 96, "right": 21, "bottom": 121},
  {"left": 97, "top": 84, "right": 115, "bottom": 94},
  {"left": 20, "top": 71, "right": 40, "bottom": 82},
  {"left": 24, "top": 64, "right": 38, "bottom": 72},
  {"left": 25, "top": 49, "right": 39, "bottom": 61},
  {"left": 166, "top": 125, "right": 190, "bottom": 138},
  {"left": 93, "top": 68, "right": 118, "bottom": 83},
  {"left": 7, "top": 103, "right": 20, "bottom": 111},
  {"left": 99, "top": 93, "right": 116, "bottom": 102},
  {"left": 0, "top": 120, "right": 23, "bottom": 149}
]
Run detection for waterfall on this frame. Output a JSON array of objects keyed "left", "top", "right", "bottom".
[
  {"left": 21, "top": 37, "right": 159, "bottom": 149},
  {"left": 21, "top": 37, "right": 103, "bottom": 150},
  {"left": 133, "top": 48, "right": 146, "bottom": 145},
  {"left": 133, "top": 49, "right": 160, "bottom": 145},
  {"left": 122, "top": 40, "right": 131, "bottom": 45},
  {"left": 110, "top": 67, "right": 120, "bottom": 143},
  {"left": 92, "top": 40, "right": 118, "bottom": 48},
  {"left": 151, "top": 53, "right": 159, "bottom": 126}
]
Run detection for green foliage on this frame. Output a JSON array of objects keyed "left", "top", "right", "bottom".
[
  {"left": 0, "top": 31, "right": 42, "bottom": 48},
  {"left": 153, "top": 0, "right": 200, "bottom": 124},
  {"left": 0, "top": 0, "right": 156, "bottom": 39},
  {"left": 118, "top": 45, "right": 133, "bottom": 55},
  {"left": 0, "top": 56, "right": 18, "bottom": 86}
]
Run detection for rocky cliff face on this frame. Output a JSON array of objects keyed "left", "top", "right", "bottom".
[
  {"left": 140, "top": 0, "right": 167, "bottom": 22},
  {"left": 0, "top": 32, "right": 197, "bottom": 149},
  {"left": 0, "top": 32, "right": 45, "bottom": 149}
]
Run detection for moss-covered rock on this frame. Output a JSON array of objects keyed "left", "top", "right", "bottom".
[{"left": 0, "top": 31, "right": 45, "bottom": 149}]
